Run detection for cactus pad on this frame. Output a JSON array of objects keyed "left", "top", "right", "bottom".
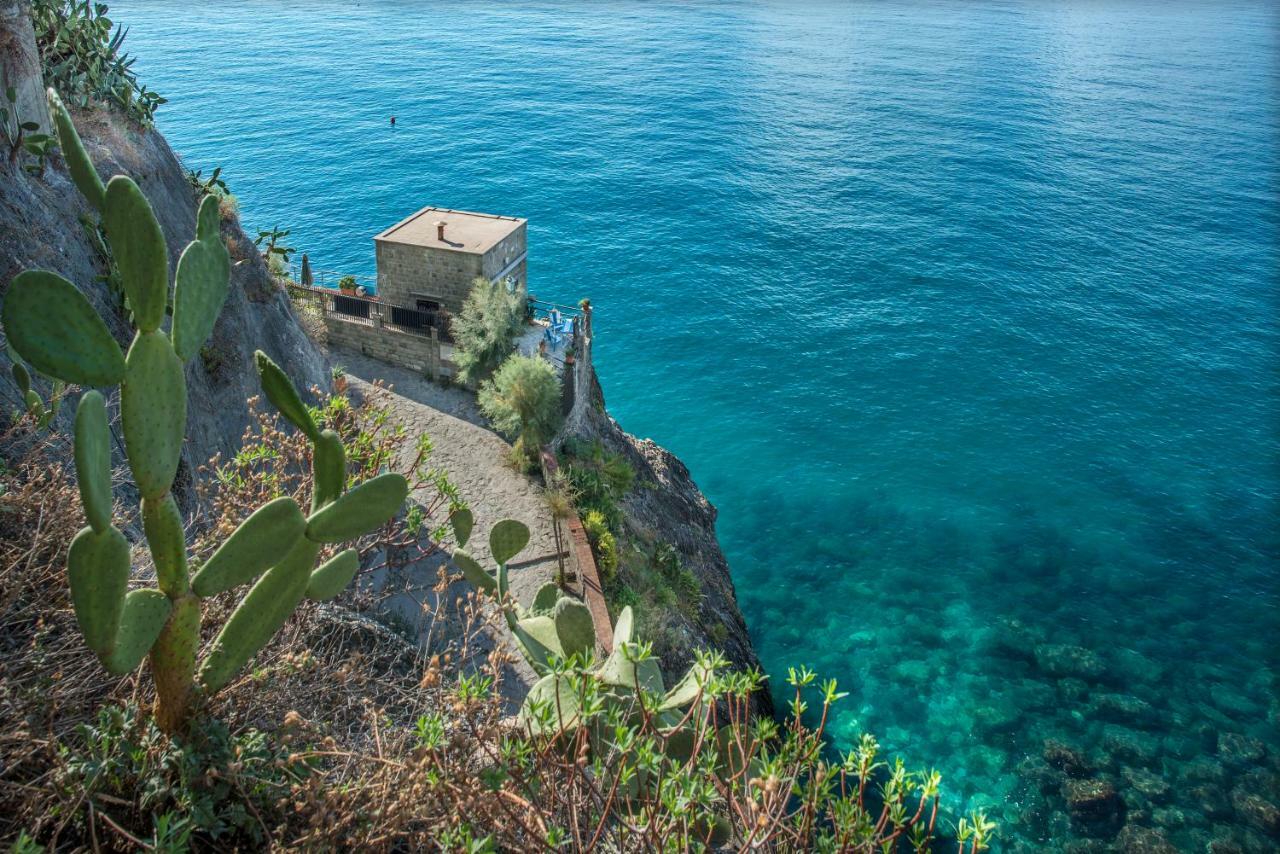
[
  {"left": 141, "top": 494, "right": 188, "bottom": 596},
  {"left": 47, "top": 88, "right": 105, "bottom": 211},
  {"left": 171, "top": 237, "right": 230, "bottom": 362},
  {"left": 121, "top": 331, "right": 186, "bottom": 499},
  {"left": 102, "top": 589, "right": 172, "bottom": 676},
  {"left": 489, "top": 519, "right": 530, "bottom": 566},
  {"left": 73, "top": 391, "right": 114, "bottom": 534},
  {"left": 306, "top": 548, "right": 360, "bottom": 601},
  {"left": 254, "top": 350, "right": 318, "bottom": 440},
  {"left": 304, "top": 472, "right": 408, "bottom": 543},
  {"left": 449, "top": 507, "right": 473, "bottom": 548},
  {"left": 2, "top": 271, "right": 126, "bottom": 386},
  {"left": 67, "top": 525, "right": 130, "bottom": 656},
  {"left": 191, "top": 496, "right": 307, "bottom": 597},
  {"left": 553, "top": 597, "right": 596, "bottom": 660},
  {"left": 103, "top": 176, "right": 169, "bottom": 333},
  {"left": 453, "top": 548, "right": 496, "bottom": 593},
  {"left": 311, "top": 429, "right": 346, "bottom": 511},
  {"left": 196, "top": 194, "right": 221, "bottom": 243}
]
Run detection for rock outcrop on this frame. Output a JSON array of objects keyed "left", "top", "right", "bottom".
[{"left": 561, "top": 321, "right": 773, "bottom": 717}]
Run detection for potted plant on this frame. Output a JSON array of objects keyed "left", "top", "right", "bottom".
[
  {"left": 564, "top": 345, "right": 576, "bottom": 367},
  {"left": 338, "top": 275, "right": 358, "bottom": 295}
]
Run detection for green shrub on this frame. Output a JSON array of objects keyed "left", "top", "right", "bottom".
[
  {"left": 60, "top": 704, "right": 303, "bottom": 846},
  {"left": 582, "top": 509, "right": 618, "bottom": 580},
  {"left": 30, "top": 0, "right": 166, "bottom": 126},
  {"left": 478, "top": 354, "right": 561, "bottom": 462},
  {"left": 452, "top": 277, "right": 525, "bottom": 385}
]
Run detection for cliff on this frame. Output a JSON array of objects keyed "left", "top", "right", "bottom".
[{"left": 563, "top": 322, "right": 774, "bottom": 717}]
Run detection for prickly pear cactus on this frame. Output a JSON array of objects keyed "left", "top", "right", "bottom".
[
  {"left": 448, "top": 513, "right": 713, "bottom": 738},
  {"left": 0, "top": 92, "right": 409, "bottom": 733}
]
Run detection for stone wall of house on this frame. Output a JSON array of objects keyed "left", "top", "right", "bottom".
[
  {"left": 374, "top": 241, "right": 484, "bottom": 314},
  {"left": 481, "top": 223, "right": 528, "bottom": 286},
  {"left": 323, "top": 316, "right": 456, "bottom": 380}
]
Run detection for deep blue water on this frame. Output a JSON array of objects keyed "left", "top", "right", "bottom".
[{"left": 113, "top": 1, "right": 1278, "bottom": 848}]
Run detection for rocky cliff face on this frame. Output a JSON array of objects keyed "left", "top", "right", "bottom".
[
  {"left": 563, "top": 328, "right": 774, "bottom": 717},
  {"left": 0, "top": 8, "right": 327, "bottom": 506}
]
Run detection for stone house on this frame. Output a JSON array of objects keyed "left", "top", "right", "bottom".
[{"left": 373, "top": 206, "right": 527, "bottom": 316}]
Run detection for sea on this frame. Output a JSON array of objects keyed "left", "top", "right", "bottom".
[{"left": 111, "top": 1, "right": 1278, "bottom": 848}]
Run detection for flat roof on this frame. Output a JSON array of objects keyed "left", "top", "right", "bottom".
[{"left": 374, "top": 206, "right": 524, "bottom": 254}]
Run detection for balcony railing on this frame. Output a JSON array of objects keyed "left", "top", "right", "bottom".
[{"left": 288, "top": 283, "right": 453, "bottom": 342}]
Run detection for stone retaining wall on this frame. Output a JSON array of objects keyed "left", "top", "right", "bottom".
[{"left": 323, "top": 315, "right": 456, "bottom": 381}]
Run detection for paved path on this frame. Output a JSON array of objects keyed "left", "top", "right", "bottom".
[{"left": 333, "top": 347, "right": 570, "bottom": 696}]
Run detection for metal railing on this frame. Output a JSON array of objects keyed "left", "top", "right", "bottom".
[{"left": 288, "top": 283, "right": 453, "bottom": 341}]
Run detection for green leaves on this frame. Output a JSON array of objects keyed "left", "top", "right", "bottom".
[
  {"left": 47, "top": 88, "right": 105, "bottom": 211},
  {"left": 121, "top": 331, "right": 185, "bottom": 499},
  {"left": 490, "top": 519, "right": 529, "bottom": 566},
  {"left": 74, "top": 391, "right": 114, "bottom": 533},
  {"left": 191, "top": 496, "right": 307, "bottom": 597},
  {"left": 103, "top": 176, "right": 168, "bottom": 333},
  {"left": 304, "top": 472, "right": 408, "bottom": 542},
  {"left": 1, "top": 270, "right": 125, "bottom": 386},
  {"left": 254, "top": 350, "right": 318, "bottom": 440},
  {"left": 171, "top": 236, "right": 230, "bottom": 362}
]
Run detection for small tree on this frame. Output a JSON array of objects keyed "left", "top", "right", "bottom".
[
  {"left": 478, "top": 355, "right": 561, "bottom": 461},
  {"left": 452, "top": 277, "right": 525, "bottom": 386}
]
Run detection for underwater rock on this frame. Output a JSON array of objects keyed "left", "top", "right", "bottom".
[
  {"left": 1218, "top": 732, "right": 1267, "bottom": 766},
  {"left": 1091, "top": 693, "right": 1157, "bottom": 727},
  {"left": 1035, "top": 643, "right": 1106, "bottom": 680},
  {"left": 1190, "top": 784, "right": 1236, "bottom": 820},
  {"left": 1110, "top": 648, "right": 1166, "bottom": 685},
  {"left": 988, "top": 617, "right": 1043, "bottom": 661},
  {"left": 1102, "top": 725, "right": 1161, "bottom": 765},
  {"left": 1151, "top": 806, "right": 1187, "bottom": 828},
  {"left": 1113, "top": 823, "right": 1178, "bottom": 853},
  {"left": 890, "top": 659, "right": 931, "bottom": 682},
  {"left": 1017, "top": 754, "right": 1063, "bottom": 793},
  {"left": 1122, "top": 766, "right": 1172, "bottom": 802},
  {"left": 1182, "top": 756, "right": 1229, "bottom": 785},
  {"left": 1063, "top": 777, "right": 1126, "bottom": 837},
  {"left": 1045, "top": 739, "right": 1093, "bottom": 777},
  {"left": 1231, "top": 787, "right": 1280, "bottom": 838},
  {"left": 973, "top": 697, "right": 1022, "bottom": 733},
  {"left": 1058, "top": 677, "right": 1091, "bottom": 703},
  {"left": 1210, "top": 684, "right": 1261, "bottom": 717},
  {"left": 1162, "top": 732, "right": 1202, "bottom": 760}
]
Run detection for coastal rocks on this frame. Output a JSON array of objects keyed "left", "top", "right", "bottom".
[
  {"left": 1230, "top": 788, "right": 1280, "bottom": 838},
  {"left": 1113, "top": 823, "right": 1178, "bottom": 853},
  {"left": 1102, "top": 725, "right": 1161, "bottom": 765},
  {"left": 1045, "top": 739, "right": 1093, "bottom": 778},
  {"left": 1035, "top": 644, "right": 1107, "bottom": 681},
  {"left": 1219, "top": 733, "right": 1266, "bottom": 766},
  {"left": 1122, "top": 767, "right": 1171, "bottom": 803},
  {"left": 1091, "top": 693, "right": 1157, "bottom": 727},
  {"left": 1063, "top": 777, "right": 1126, "bottom": 837}
]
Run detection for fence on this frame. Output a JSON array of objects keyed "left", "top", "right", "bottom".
[{"left": 288, "top": 282, "right": 453, "bottom": 342}]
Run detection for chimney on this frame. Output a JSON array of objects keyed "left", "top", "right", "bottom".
[{"left": 435, "top": 220, "right": 447, "bottom": 241}]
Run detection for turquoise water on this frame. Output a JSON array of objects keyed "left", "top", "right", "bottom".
[{"left": 113, "top": 1, "right": 1278, "bottom": 848}]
